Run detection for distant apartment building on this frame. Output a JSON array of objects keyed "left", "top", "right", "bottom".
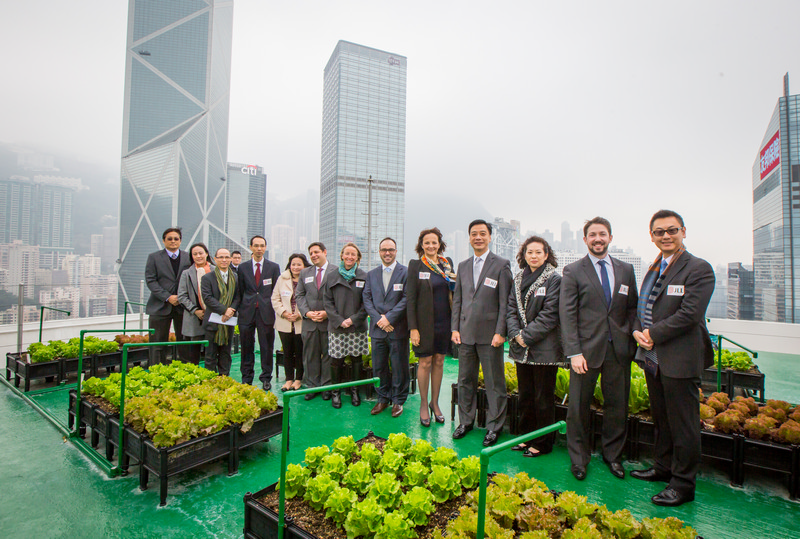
[
  {"left": 727, "top": 262, "right": 755, "bottom": 320},
  {"left": 0, "top": 241, "right": 39, "bottom": 299},
  {"left": 117, "top": 0, "right": 234, "bottom": 313},
  {"left": 490, "top": 218, "right": 521, "bottom": 270},
  {"left": 319, "top": 41, "right": 407, "bottom": 269},
  {"left": 752, "top": 73, "right": 800, "bottom": 322},
  {"left": 225, "top": 163, "right": 267, "bottom": 251}
]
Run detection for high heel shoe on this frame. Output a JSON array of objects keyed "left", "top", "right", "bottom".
[
  {"left": 429, "top": 403, "right": 445, "bottom": 424},
  {"left": 420, "top": 407, "right": 431, "bottom": 427}
]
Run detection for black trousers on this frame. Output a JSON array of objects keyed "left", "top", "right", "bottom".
[
  {"left": 148, "top": 306, "right": 186, "bottom": 365},
  {"left": 645, "top": 370, "right": 702, "bottom": 494},
  {"left": 181, "top": 336, "right": 203, "bottom": 365},
  {"left": 566, "top": 345, "right": 630, "bottom": 466},
  {"left": 204, "top": 328, "right": 232, "bottom": 376},
  {"left": 278, "top": 331, "right": 304, "bottom": 381},
  {"left": 239, "top": 315, "right": 275, "bottom": 385},
  {"left": 516, "top": 362, "right": 558, "bottom": 452}
]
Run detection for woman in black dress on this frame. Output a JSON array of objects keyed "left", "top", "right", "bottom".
[
  {"left": 407, "top": 227, "right": 456, "bottom": 426},
  {"left": 506, "top": 236, "right": 563, "bottom": 457}
]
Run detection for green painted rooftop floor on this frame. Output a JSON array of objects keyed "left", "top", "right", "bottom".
[{"left": 1, "top": 353, "right": 798, "bottom": 539}]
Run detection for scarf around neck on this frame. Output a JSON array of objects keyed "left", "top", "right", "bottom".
[
  {"left": 422, "top": 255, "right": 457, "bottom": 291},
  {"left": 513, "top": 263, "right": 556, "bottom": 328},
  {"left": 338, "top": 261, "right": 358, "bottom": 281},
  {"left": 213, "top": 266, "right": 236, "bottom": 345}
]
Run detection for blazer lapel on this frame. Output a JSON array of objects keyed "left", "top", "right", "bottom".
[
  {"left": 581, "top": 256, "right": 606, "bottom": 307},
  {"left": 654, "top": 254, "right": 689, "bottom": 301}
]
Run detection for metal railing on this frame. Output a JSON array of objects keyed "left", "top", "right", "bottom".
[
  {"left": 122, "top": 301, "right": 146, "bottom": 334},
  {"left": 715, "top": 334, "right": 759, "bottom": 394},
  {"left": 38, "top": 306, "right": 72, "bottom": 342}
]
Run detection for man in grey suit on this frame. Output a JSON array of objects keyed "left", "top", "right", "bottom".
[
  {"left": 144, "top": 227, "right": 191, "bottom": 365},
  {"left": 363, "top": 237, "right": 409, "bottom": 418},
  {"left": 452, "top": 219, "right": 513, "bottom": 446},
  {"left": 560, "top": 217, "right": 638, "bottom": 481},
  {"left": 296, "top": 242, "right": 335, "bottom": 401}
]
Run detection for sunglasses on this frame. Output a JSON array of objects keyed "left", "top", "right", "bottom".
[{"left": 651, "top": 227, "right": 682, "bottom": 237}]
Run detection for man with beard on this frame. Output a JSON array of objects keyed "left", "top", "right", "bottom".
[{"left": 559, "top": 217, "right": 638, "bottom": 481}]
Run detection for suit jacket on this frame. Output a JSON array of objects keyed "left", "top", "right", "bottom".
[
  {"left": 323, "top": 268, "right": 369, "bottom": 334},
  {"left": 451, "top": 251, "right": 513, "bottom": 345},
  {"left": 406, "top": 258, "right": 453, "bottom": 349},
  {"left": 506, "top": 271, "right": 563, "bottom": 364},
  {"left": 559, "top": 255, "right": 638, "bottom": 368},
  {"left": 363, "top": 263, "right": 409, "bottom": 340},
  {"left": 296, "top": 263, "right": 336, "bottom": 333},
  {"left": 177, "top": 266, "right": 213, "bottom": 337},
  {"left": 236, "top": 258, "right": 281, "bottom": 326},
  {"left": 200, "top": 271, "right": 241, "bottom": 332},
  {"left": 145, "top": 249, "right": 191, "bottom": 316},
  {"left": 634, "top": 251, "right": 715, "bottom": 379}
]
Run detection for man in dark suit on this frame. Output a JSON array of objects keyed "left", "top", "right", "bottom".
[
  {"left": 560, "top": 216, "right": 638, "bottom": 481},
  {"left": 452, "top": 219, "right": 513, "bottom": 446},
  {"left": 631, "top": 209, "right": 715, "bottom": 507},
  {"left": 144, "top": 227, "right": 191, "bottom": 365},
  {"left": 201, "top": 248, "right": 240, "bottom": 375},
  {"left": 296, "top": 242, "right": 336, "bottom": 400},
  {"left": 363, "top": 237, "right": 409, "bottom": 418},
  {"left": 236, "top": 235, "right": 280, "bottom": 391}
]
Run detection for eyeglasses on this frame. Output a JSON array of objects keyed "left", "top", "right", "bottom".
[
  {"left": 379, "top": 249, "right": 396, "bottom": 253},
  {"left": 651, "top": 227, "right": 682, "bottom": 237},
  {"left": 165, "top": 236, "right": 181, "bottom": 241}
]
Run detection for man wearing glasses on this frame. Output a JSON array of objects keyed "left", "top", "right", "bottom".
[
  {"left": 631, "top": 210, "right": 715, "bottom": 507},
  {"left": 363, "top": 238, "right": 409, "bottom": 417},
  {"left": 145, "top": 227, "right": 191, "bottom": 365}
]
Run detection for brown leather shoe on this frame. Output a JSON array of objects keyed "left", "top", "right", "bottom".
[
  {"left": 371, "top": 402, "right": 389, "bottom": 415},
  {"left": 391, "top": 404, "right": 403, "bottom": 417}
]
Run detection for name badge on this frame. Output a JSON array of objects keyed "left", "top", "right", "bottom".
[
  {"left": 263, "top": 278, "right": 272, "bottom": 286},
  {"left": 419, "top": 272, "right": 430, "bottom": 280},
  {"left": 535, "top": 287, "right": 546, "bottom": 297},
  {"left": 304, "top": 276, "right": 314, "bottom": 284},
  {"left": 393, "top": 283, "right": 403, "bottom": 291},
  {"left": 281, "top": 290, "right": 292, "bottom": 297},
  {"left": 667, "top": 285, "right": 684, "bottom": 296},
  {"left": 484, "top": 277, "right": 497, "bottom": 289},
  {"left": 619, "top": 284, "right": 629, "bottom": 295},
  {"left": 356, "top": 281, "right": 365, "bottom": 288}
]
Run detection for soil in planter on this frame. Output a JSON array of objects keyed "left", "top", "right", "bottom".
[
  {"left": 258, "top": 433, "right": 475, "bottom": 539},
  {"left": 84, "top": 394, "right": 119, "bottom": 416}
]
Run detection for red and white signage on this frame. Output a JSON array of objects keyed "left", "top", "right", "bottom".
[
  {"left": 241, "top": 165, "right": 259, "bottom": 176},
  {"left": 760, "top": 131, "right": 780, "bottom": 180}
]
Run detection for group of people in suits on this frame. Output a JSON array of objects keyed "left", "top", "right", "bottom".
[{"left": 145, "top": 207, "right": 713, "bottom": 508}]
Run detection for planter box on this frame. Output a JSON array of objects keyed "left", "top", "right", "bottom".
[
  {"left": 702, "top": 367, "right": 766, "bottom": 402},
  {"left": 6, "top": 352, "right": 60, "bottom": 392},
  {"left": 244, "top": 482, "right": 317, "bottom": 539},
  {"left": 90, "top": 347, "right": 149, "bottom": 377},
  {"left": 742, "top": 437, "right": 800, "bottom": 499}
]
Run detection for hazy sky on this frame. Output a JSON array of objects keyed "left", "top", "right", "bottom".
[{"left": 3, "top": 1, "right": 800, "bottom": 268}]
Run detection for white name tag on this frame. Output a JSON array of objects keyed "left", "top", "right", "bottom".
[
  {"left": 667, "top": 285, "right": 684, "bottom": 296},
  {"left": 281, "top": 290, "right": 292, "bottom": 297},
  {"left": 419, "top": 272, "right": 431, "bottom": 280},
  {"left": 356, "top": 281, "right": 365, "bottom": 288},
  {"left": 263, "top": 278, "right": 272, "bottom": 286},
  {"left": 619, "top": 284, "right": 629, "bottom": 295},
  {"left": 393, "top": 283, "right": 403, "bottom": 291},
  {"left": 304, "top": 276, "right": 314, "bottom": 284},
  {"left": 484, "top": 277, "right": 497, "bottom": 288},
  {"left": 535, "top": 287, "right": 546, "bottom": 297}
]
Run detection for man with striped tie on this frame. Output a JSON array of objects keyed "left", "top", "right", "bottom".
[{"left": 631, "top": 210, "right": 715, "bottom": 507}]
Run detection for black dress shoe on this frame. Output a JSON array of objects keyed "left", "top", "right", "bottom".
[
  {"left": 331, "top": 390, "right": 341, "bottom": 409},
  {"left": 452, "top": 424, "right": 473, "bottom": 439},
  {"left": 651, "top": 487, "right": 694, "bottom": 507},
  {"left": 630, "top": 467, "right": 671, "bottom": 482},
  {"left": 350, "top": 388, "right": 361, "bottom": 407},
  {"left": 483, "top": 430, "right": 499, "bottom": 447},
  {"left": 604, "top": 459, "right": 625, "bottom": 479},
  {"left": 304, "top": 392, "right": 318, "bottom": 401},
  {"left": 322, "top": 391, "right": 332, "bottom": 400},
  {"left": 511, "top": 443, "right": 528, "bottom": 452},
  {"left": 571, "top": 464, "right": 587, "bottom": 481},
  {"left": 262, "top": 382, "right": 271, "bottom": 392}
]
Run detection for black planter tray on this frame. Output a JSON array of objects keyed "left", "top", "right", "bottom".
[
  {"left": 702, "top": 367, "right": 765, "bottom": 402},
  {"left": 6, "top": 352, "right": 61, "bottom": 392},
  {"left": 741, "top": 437, "right": 800, "bottom": 499},
  {"left": 244, "top": 482, "right": 317, "bottom": 539},
  {"left": 90, "top": 347, "right": 149, "bottom": 377}
]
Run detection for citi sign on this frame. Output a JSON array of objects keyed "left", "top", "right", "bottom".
[
  {"left": 241, "top": 165, "right": 259, "bottom": 176},
  {"left": 760, "top": 131, "right": 780, "bottom": 180},
  {"left": 387, "top": 57, "right": 401, "bottom": 66}
]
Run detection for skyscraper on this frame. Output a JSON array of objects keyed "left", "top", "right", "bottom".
[
  {"left": 117, "top": 0, "right": 234, "bottom": 312},
  {"left": 752, "top": 73, "right": 799, "bottom": 323},
  {"left": 319, "top": 41, "right": 407, "bottom": 268},
  {"left": 225, "top": 162, "right": 267, "bottom": 250}
]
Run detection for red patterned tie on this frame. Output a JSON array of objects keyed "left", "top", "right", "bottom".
[
  {"left": 316, "top": 267, "right": 322, "bottom": 289},
  {"left": 255, "top": 262, "right": 261, "bottom": 307}
]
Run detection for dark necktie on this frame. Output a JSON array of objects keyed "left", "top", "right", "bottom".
[
  {"left": 598, "top": 260, "right": 612, "bottom": 306},
  {"left": 255, "top": 262, "right": 261, "bottom": 308}
]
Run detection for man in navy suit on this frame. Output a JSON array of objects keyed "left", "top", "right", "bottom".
[
  {"left": 236, "top": 235, "right": 280, "bottom": 391},
  {"left": 144, "top": 227, "right": 191, "bottom": 365},
  {"left": 363, "top": 238, "right": 410, "bottom": 418}
]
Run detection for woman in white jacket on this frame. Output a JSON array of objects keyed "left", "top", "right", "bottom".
[{"left": 272, "top": 253, "right": 311, "bottom": 391}]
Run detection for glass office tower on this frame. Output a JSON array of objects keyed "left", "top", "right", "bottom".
[
  {"left": 117, "top": 0, "right": 234, "bottom": 312},
  {"left": 319, "top": 41, "right": 407, "bottom": 269},
  {"left": 225, "top": 163, "right": 267, "bottom": 250},
  {"left": 752, "top": 73, "right": 800, "bottom": 323}
]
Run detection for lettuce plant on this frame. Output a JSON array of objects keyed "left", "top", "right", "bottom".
[
  {"left": 400, "top": 486, "right": 435, "bottom": 526},
  {"left": 641, "top": 517, "right": 698, "bottom": 539},
  {"left": 409, "top": 439, "right": 433, "bottom": 465},
  {"left": 324, "top": 486, "right": 357, "bottom": 526},
  {"left": 304, "top": 445, "right": 329, "bottom": 473},
  {"left": 331, "top": 435, "right": 358, "bottom": 461},
  {"left": 430, "top": 447, "right": 458, "bottom": 468},
  {"left": 385, "top": 432, "right": 413, "bottom": 455},
  {"left": 457, "top": 456, "right": 480, "bottom": 489},
  {"left": 429, "top": 464, "right": 461, "bottom": 503},
  {"left": 358, "top": 442, "right": 382, "bottom": 471},
  {"left": 561, "top": 517, "right": 602, "bottom": 539},
  {"left": 321, "top": 452, "right": 347, "bottom": 481},
  {"left": 374, "top": 512, "right": 416, "bottom": 539},
  {"left": 283, "top": 464, "right": 310, "bottom": 499},
  {"left": 304, "top": 473, "right": 337, "bottom": 511},
  {"left": 344, "top": 497, "right": 386, "bottom": 539},
  {"left": 596, "top": 508, "right": 641, "bottom": 539},
  {"left": 379, "top": 448, "right": 405, "bottom": 476},
  {"left": 342, "top": 460, "right": 372, "bottom": 495},
  {"left": 367, "top": 472, "right": 402, "bottom": 509},
  {"left": 555, "top": 491, "right": 599, "bottom": 525},
  {"left": 402, "top": 461, "right": 429, "bottom": 488}
]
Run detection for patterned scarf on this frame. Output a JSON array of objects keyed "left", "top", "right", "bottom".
[
  {"left": 513, "top": 263, "right": 556, "bottom": 328},
  {"left": 338, "top": 261, "right": 358, "bottom": 281},
  {"left": 422, "top": 255, "right": 457, "bottom": 291},
  {"left": 214, "top": 267, "right": 236, "bottom": 345}
]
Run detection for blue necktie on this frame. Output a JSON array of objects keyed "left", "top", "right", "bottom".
[
  {"left": 660, "top": 259, "right": 668, "bottom": 277},
  {"left": 598, "top": 260, "right": 612, "bottom": 306}
]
